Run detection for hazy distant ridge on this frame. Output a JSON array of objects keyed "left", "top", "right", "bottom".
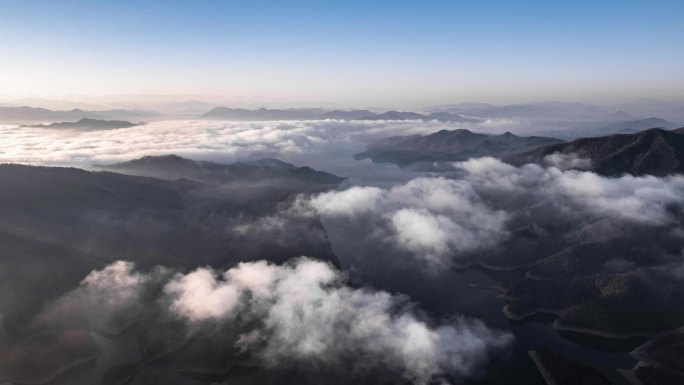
[
  {"left": 0, "top": 106, "right": 161, "bottom": 122},
  {"left": 22, "top": 118, "right": 142, "bottom": 130},
  {"left": 203, "top": 107, "right": 482, "bottom": 122}
]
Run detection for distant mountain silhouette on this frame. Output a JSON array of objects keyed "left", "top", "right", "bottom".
[
  {"left": 320, "top": 109, "right": 377, "bottom": 120},
  {"left": 99, "top": 155, "right": 345, "bottom": 189},
  {"left": 22, "top": 118, "right": 141, "bottom": 130},
  {"left": 357, "top": 110, "right": 481, "bottom": 123},
  {"left": 529, "top": 117, "right": 679, "bottom": 140},
  {"left": 506, "top": 127, "right": 684, "bottom": 176},
  {"left": 90, "top": 109, "right": 163, "bottom": 120},
  {"left": 202, "top": 107, "right": 326, "bottom": 120},
  {"left": 0, "top": 106, "right": 103, "bottom": 121},
  {"left": 431, "top": 101, "right": 606, "bottom": 120},
  {"left": 425, "top": 112, "right": 482, "bottom": 123},
  {"left": 202, "top": 107, "right": 482, "bottom": 123},
  {"left": 564, "top": 117, "right": 677, "bottom": 138},
  {"left": 589, "top": 117, "right": 676, "bottom": 134},
  {"left": 354, "top": 129, "right": 563, "bottom": 165},
  {"left": 429, "top": 100, "right": 684, "bottom": 123},
  {"left": 611, "top": 98, "right": 684, "bottom": 123},
  {"left": 607, "top": 110, "right": 634, "bottom": 120},
  {"left": 0, "top": 106, "right": 162, "bottom": 122},
  {"left": 359, "top": 110, "right": 427, "bottom": 121}
]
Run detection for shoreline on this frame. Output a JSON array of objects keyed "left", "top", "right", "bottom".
[{"left": 469, "top": 261, "right": 665, "bottom": 340}]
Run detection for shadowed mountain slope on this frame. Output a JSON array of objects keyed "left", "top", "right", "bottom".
[
  {"left": 354, "top": 129, "right": 563, "bottom": 165},
  {"left": 99, "top": 155, "right": 345, "bottom": 189},
  {"left": 506, "top": 127, "right": 684, "bottom": 176},
  {"left": 0, "top": 163, "right": 340, "bottom": 384}
]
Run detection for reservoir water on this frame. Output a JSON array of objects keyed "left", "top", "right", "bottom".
[{"left": 325, "top": 219, "right": 646, "bottom": 385}]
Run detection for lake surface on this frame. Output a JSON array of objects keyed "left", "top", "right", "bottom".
[{"left": 325, "top": 219, "right": 645, "bottom": 385}]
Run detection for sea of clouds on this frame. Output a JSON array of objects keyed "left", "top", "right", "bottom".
[
  {"left": 0, "top": 119, "right": 510, "bottom": 185},
  {"left": 3, "top": 119, "right": 684, "bottom": 384},
  {"left": 6, "top": 117, "right": 684, "bottom": 288}
]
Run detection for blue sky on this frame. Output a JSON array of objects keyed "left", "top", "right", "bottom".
[{"left": 1, "top": 0, "right": 683, "bottom": 107}]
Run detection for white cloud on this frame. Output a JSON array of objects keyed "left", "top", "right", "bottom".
[
  {"left": 543, "top": 152, "right": 592, "bottom": 170},
  {"left": 164, "top": 260, "right": 283, "bottom": 321},
  {"left": 41, "top": 259, "right": 512, "bottom": 384},
  {"left": 453, "top": 157, "right": 684, "bottom": 225},
  {"left": 308, "top": 186, "right": 384, "bottom": 217},
  {"left": 391, "top": 209, "right": 453, "bottom": 255},
  {"left": 161, "top": 258, "right": 512, "bottom": 383},
  {"left": 37, "top": 261, "right": 149, "bottom": 333},
  {"left": 298, "top": 157, "right": 684, "bottom": 266},
  {"left": 300, "top": 176, "right": 510, "bottom": 265},
  {"left": 165, "top": 268, "right": 242, "bottom": 321}
]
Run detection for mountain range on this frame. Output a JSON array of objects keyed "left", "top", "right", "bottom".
[
  {"left": 355, "top": 125, "right": 684, "bottom": 177},
  {"left": 3, "top": 100, "right": 683, "bottom": 127},
  {"left": 531, "top": 117, "right": 678, "bottom": 140},
  {"left": 354, "top": 129, "right": 564, "bottom": 165},
  {"left": 99, "top": 155, "right": 345, "bottom": 190},
  {"left": 202, "top": 107, "right": 481, "bottom": 122},
  {"left": 202, "top": 107, "right": 327, "bottom": 120},
  {"left": 22, "top": 118, "right": 141, "bottom": 130},
  {"left": 0, "top": 106, "right": 161, "bottom": 122},
  {"left": 429, "top": 99, "right": 684, "bottom": 122},
  {"left": 359, "top": 110, "right": 481, "bottom": 123},
  {"left": 506, "top": 127, "right": 684, "bottom": 176},
  {"left": 0, "top": 160, "right": 342, "bottom": 384}
]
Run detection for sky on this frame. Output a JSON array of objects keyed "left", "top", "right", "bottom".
[{"left": 1, "top": 0, "right": 683, "bottom": 108}]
